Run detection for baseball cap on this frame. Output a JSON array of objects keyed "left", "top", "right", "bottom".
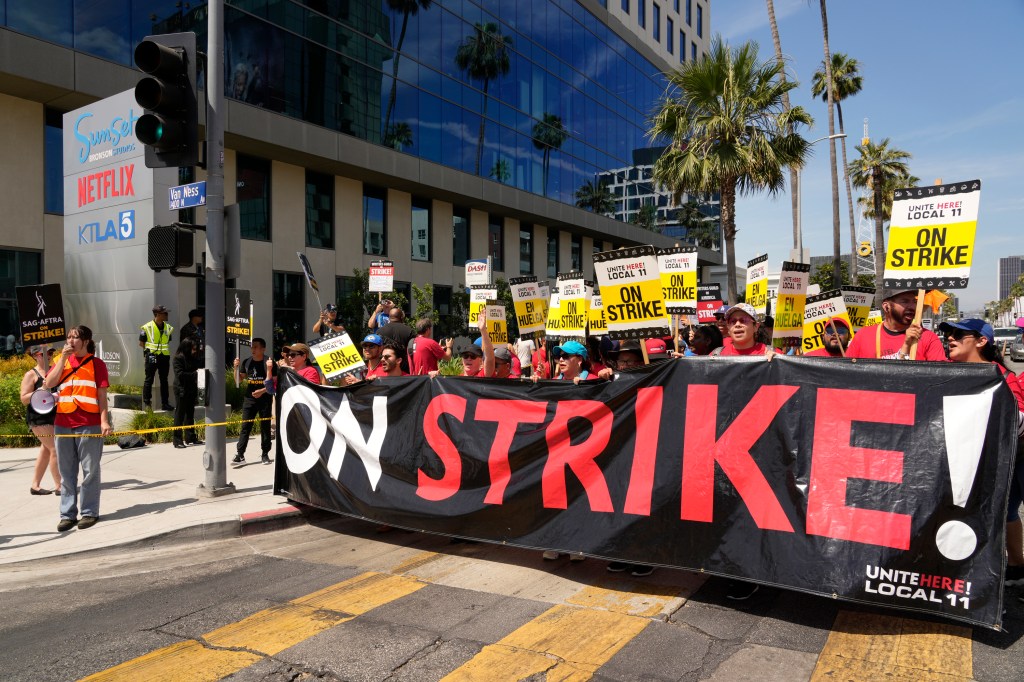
[
  {"left": 493, "top": 346, "right": 512, "bottom": 363},
  {"left": 714, "top": 304, "right": 730, "bottom": 318},
  {"left": 458, "top": 339, "right": 483, "bottom": 357},
  {"left": 283, "top": 342, "right": 311, "bottom": 355},
  {"left": 938, "top": 319, "right": 994, "bottom": 346},
  {"left": 361, "top": 334, "right": 383, "bottom": 346},
  {"left": 27, "top": 345, "right": 49, "bottom": 356},
  {"left": 645, "top": 337, "right": 670, "bottom": 360},
  {"left": 823, "top": 318, "right": 851, "bottom": 333},
  {"left": 880, "top": 288, "right": 918, "bottom": 302},
  {"left": 725, "top": 303, "right": 758, "bottom": 322},
  {"left": 152, "top": 304, "right": 169, "bottom": 314},
  {"left": 552, "top": 340, "right": 588, "bottom": 360}
]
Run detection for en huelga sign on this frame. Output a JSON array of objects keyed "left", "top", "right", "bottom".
[{"left": 273, "top": 359, "right": 1017, "bottom": 629}]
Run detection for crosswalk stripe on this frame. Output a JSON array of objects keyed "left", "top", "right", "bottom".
[
  {"left": 80, "top": 572, "right": 425, "bottom": 681},
  {"left": 810, "top": 610, "right": 973, "bottom": 681},
  {"left": 567, "top": 578, "right": 688, "bottom": 617},
  {"left": 440, "top": 604, "right": 651, "bottom": 681}
]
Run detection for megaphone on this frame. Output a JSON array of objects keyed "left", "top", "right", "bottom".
[{"left": 30, "top": 389, "right": 56, "bottom": 414}]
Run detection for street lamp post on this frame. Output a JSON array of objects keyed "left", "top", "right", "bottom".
[{"left": 795, "top": 133, "right": 847, "bottom": 264}]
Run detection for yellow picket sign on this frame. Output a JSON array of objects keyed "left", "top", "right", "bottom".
[
  {"left": 485, "top": 301, "right": 508, "bottom": 345},
  {"left": 657, "top": 247, "right": 698, "bottom": 314},
  {"left": 469, "top": 285, "right": 496, "bottom": 326},
  {"left": 588, "top": 295, "right": 607, "bottom": 336},
  {"left": 509, "top": 276, "right": 546, "bottom": 339},
  {"left": 772, "top": 262, "right": 810, "bottom": 348},
  {"left": 593, "top": 246, "right": 670, "bottom": 340},
  {"left": 745, "top": 254, "right": 769, "bottom": 315},
  {"left": 802, "top": 290, "right": 853, "bottom": 354},
  {"left": 557, "top": 274, "right": 589, "bottom": 338},
  {"left": 842, "top": 286, "right": 875, "bottom": 331},
  {"left": 309, "top": 332, "right": 365, "bottom": 379}
]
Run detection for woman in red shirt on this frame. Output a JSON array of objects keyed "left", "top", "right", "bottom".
[{"left": 720, "top": 304, "right": 775, "bottom": 357}]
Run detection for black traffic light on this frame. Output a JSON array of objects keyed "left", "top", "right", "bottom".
[
  {"left": 134, "top": 32, "right": 198, "bottom": 169},
  {"left": 148, "top": 225, "right": 195, "bottom": 271}
]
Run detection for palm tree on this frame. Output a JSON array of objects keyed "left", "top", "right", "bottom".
[
  {"left": 455, "top": 22, "right": 512, "bottom": 176},
  {"left": 764, "top": 0, "right": 800, "bottom": 255},
  {"left": 531, "top": 113, "right": 568, "bottom": 195},
  {"left": 812, "top": 53, "right": 863, "bottom": 276},
  {"left": 649, "top": 37, "right": 812, "bottom": 303},
  {"left": 857, "top": 172, "right": 919, "bottom": 223},
  {"left": 631, "top": 203, "right": 660, "bottom": 232},
  {"left": 382, "top": 0, "right": 432, "bottom": 140},
  {"left": 490, "top": 158, "right": 511, "bottom": 183},
  {"left": 817, "top": 0, "right": 843, "bottom": 289},
  {"left": 848, "top": 138, "right": 912, "bottom": 303},
  {"left": 677, "top": 200, "right": 719, "bottom": 249},
  {"left": 574, "top": 179, "right": 616, "bottom": 215},
  {"left": 383, "top": 122, "right": 413, "bottom": 151}
]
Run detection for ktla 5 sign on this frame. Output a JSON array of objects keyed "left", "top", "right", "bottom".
[{"left": 77, "top": 209, "right": 136, "bottom": 244}]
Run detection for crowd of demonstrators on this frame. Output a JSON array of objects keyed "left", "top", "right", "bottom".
[
  {"left": 21, "top": 345, "right": 60, "bottom": 495},
  {"left": 847, "top": 288, "right": 946, "bottom": 360},
  {"left": 232, "top": 337, "right": 276, "bottom": 467},
  {"left": 171, "top": 337, "right": 202, "bottom": 449},
  {"left": 940, "top": 319, "right": 1024, "bottom": 586},
  {"left": 139, "top": 305, "right": 174, "bottom": 411},
  {"left": 377, "top": 307, "right": 415, "bottom": 372},
  {"left": 43, "top": 325, "right": 112, "bottom": 532},
  {"left": 313, "top": 303, "right": 345, "bottom": 337},
  {"left": 803, "top": 319, "right": 852, "bottom": 358}
]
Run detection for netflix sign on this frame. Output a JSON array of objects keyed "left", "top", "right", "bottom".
[{"left": 273, "top": 357, "right": 1017, "bottom": 629}]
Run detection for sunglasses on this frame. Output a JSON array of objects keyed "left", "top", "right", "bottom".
[
  {"left": 946, "top": 329, "right": 978, "bottom": 341},
  {"left": 823, "top": 327, "right": 849, "bottom": 336},
  {"left": 287, "top": 351, "right": 305, "bottom": 358},
  {"left": 460, "top": 353, "right": 479, "bottom": 360},
  {"left": 362, "top": 344, "right": 380, "bottom": 351}
]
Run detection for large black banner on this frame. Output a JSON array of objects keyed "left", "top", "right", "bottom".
[{"left": 273, "top": 357, "right": 1017, "bottom": 628}]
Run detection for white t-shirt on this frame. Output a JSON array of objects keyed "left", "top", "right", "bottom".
[{"left": 515, "top": 338, "right": 536, "bottom": 367}]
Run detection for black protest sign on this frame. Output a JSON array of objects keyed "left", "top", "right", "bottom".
[
  {"left": 273, "top": 359, "right": 1016, "bottom": 629},
  {"left": 16, "top": 283, "right": 66, "bottom": 346},
  {"left": 226, "top": 288, "right": 252, "bottom": 344}
]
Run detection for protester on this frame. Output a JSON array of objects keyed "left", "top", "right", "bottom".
[
  {"left": 720, "top": 304, "right": 774, "bottom": 356},
  {"left": 43, "top": 325, "right": 112, "bottom": 532},
  {"left": 367, "top": 298, "right": 395, "bottom": 330},
  {"left": 282, "top": 342, "right": 321, "bottom": 384},
  {"left": 690, "top": 325, "right": 724, "bottom": 356},
  {"left": 313, "top": 303, "right": 345, "bottom": 337},
  {"left": 548, "top": 340, "right": 600, "bottom": 382},
  {"left": 139, "top": 304, "right": 174, "bottom": 410},
  {"left": 846, "top": 289, "right": 946, "bottom": 360},
  {"left": 20, "top": 345, "right": 59, "bottom": 495},
  {"left": 378, "top": 345, "right": 407, "bottom": 377},
  {"left": 803, "top": 319, "right": 852, "bottom": 358},
  {"left": 179, "top": 308, "right": 205, "bottom": 354},
  {"left": 360, "top": 334, "right": 388, "bottom": 379},
  {"left": 532, "top": 343, "right": 550, "bottom": 379},
  {"left": 515, "top": 336, "right": 535, "bottom": 378},
  {"left": 171, "top": 337, "right": 202, "bottom": 449},
  {"left": 714, "top": 305, "right": 733, "bottom": 351},
  {"left": 232, "top": 338, "right": 275, "bottom": 467},
  {"left": 586, "top": 337, "right": 610, "bottom": 377},
  {"left": 492, "top": 346, "right": 517, "bottom": 378},
  {"left": 940, "top": 319, "right": 1024, "bottom": 585},
  {"left": 408, "top": 318, "right": 451, "bottom": 375},
  {"left": 645, "top": 337, "right": 672, "bottom": 361}
]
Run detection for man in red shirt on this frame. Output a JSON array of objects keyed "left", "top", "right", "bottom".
[
  {"left": 846, "top": 289, "right": 946, "bottom": 361},
  {"left": 803, "top": 319, "right": 852, "bottom": 357},
  {"left": 378, "top": 346, "right": 408, "bottom": 377},
  {"left": 360, "top": 334, "right": 389, "bottom": 378},
  {"left": 409, "top": 318, "right": 451, "bottom": 375}
]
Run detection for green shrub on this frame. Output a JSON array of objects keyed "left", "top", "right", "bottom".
[
  {"left": 0, "top": 356, "right": 33, "bottom": 424},
  {"left": 130, "top": 410, "right": 176, "bottom": 443},
  {"left": 437, "top": 357, "right": 464, "bottom": 376},
  {"left": 109, "top": 383, "right": 141, "bottom": 395}
]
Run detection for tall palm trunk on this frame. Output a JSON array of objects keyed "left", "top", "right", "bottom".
[
  {"left": 819, "top": 0, "right": 842, "bottom": 289},
  {"left": 765, "top": 0, "right": 800, "bottom": 256},
  {"left": 720, "top": 181, "right": 738, "bottom": 304},
  {"left": 475, "top": 80, "right": 489, "bottom": 175},
  {"left": 837, "top": 102, "right": 857, "bottom": 277},
  {"left": 873, "top": 167, "right": 886, "bottom": 306},
  {"left": 383, "top": 12, "right": 412, "bottom": 140}
]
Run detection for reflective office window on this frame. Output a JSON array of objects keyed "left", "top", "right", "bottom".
[
  {"left": 452, "top": 207, "right": 470, "bottom": 266},
  {"left": 666, "top": 17, "right": 674, "bottom": 53},
  {"left": 394, "top": 281, "right": 412, "bottom": 317},
  {"left": 44, "top": 108, "right": 63, "bottom": 215},
  {"left": 637, "top": 0, "right": 646, "bottom": 29},
  {"left": 488, "top": 215, "right": 504, "bottom": 272},
  {"left": 593, "top": 239, "right": 603, "bottom": 255},
  {"left": 273, "top": 271, "right": 304, "bottom": 354},
  {"left": 653, "top": 4, "right": 660, "bottom": 41},
  {"left": 686, "top": 0, "right": 691, "bottom": 24},
  {"left": 237, "top": 154, "right": 271, "bottom": 241},
  {"left": 621, "top": 0, "right": 629, "bottom": 12},
  {"left": 679, "top": 29, "right": 685, "bottom": 62},
  {"left": 363, "top": 185, "right": 387, "bottom": 255},
  {"left": 519, "top": 226, "right": 533, "bottom": 275},
  {"left": 571, "top": 234, "right": 583, "bottom": 271},
  {"left": 305, "top": 170, "right": 334, "bottom": 249},
  {"left": 0, "top": 249, "right": 42, "bottom": 353},
  {"left": 6, "top": 0, "right": 72, "bottom": 48},
  {"left": 411, "top": 197, "right": 431, "bottom": 261},
  {"left": 432, "top": 284, "right": 453, "bottom": 337},
  {"left": 547, "top": 233, "right": 559, "bottom": 278},
  {"left": 696, "top": 3, "right": 703, "bottom": 37}
]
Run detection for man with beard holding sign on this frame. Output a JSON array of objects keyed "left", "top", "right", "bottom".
[{"left": 846, "top": 288, "right": 946, "bottom": 361}]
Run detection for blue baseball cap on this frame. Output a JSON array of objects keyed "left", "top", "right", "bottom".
[
  {"left": 552, "top": 340, "right": 588, "bottom": 360},
  {"left": 714, "top": 304, "right": 730, "bottom": 318},
  {"left": 938, "top": 319, "right": 994, "bottom": 346},
  {"left": 361, "top": 334, "right": 383, "bottom": 346}
]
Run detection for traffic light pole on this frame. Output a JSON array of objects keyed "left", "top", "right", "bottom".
[{"left": 198, "top": 0, "right": 233, "bottom": 497}]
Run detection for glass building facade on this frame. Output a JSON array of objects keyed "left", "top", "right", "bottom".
[{"left": 3, "top": 0, "right": 667, "bottom": 211}]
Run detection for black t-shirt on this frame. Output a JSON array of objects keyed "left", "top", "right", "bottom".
[
  {"left": 378, "top": 322, "right": 415, "bottom": 351},
  {"left": 240, "top": 356, "right": 276, "bottom": 399}
]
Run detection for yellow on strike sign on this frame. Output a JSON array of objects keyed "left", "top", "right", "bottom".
[
  {"left": 557, "top": 273, "right": 589, "bottom": 338},
  {"left": 485, "top": 301, "right": 508, "bottom": 345},
  {"left": 657, "top": 246, "right": 698, "bottom": 314},
  {"left": 469, "top": 285, "right": 496, "bottom": 326},
  {"left": 802, "top": 290, "right": 852, "bottom": 354},
  {"left": 588, "top": 295, "right": 607, "bottom": 335},
  {"left": 509, "top": 276, "right": 545, "bottom": 339},
  {"left": 745, "top": 253, "right": 769, "bottom": 315},
  {"left": 309, "top": 332, "right": 365, "bottom": 379},
  {"left": 593, "top": 246, "right": 670, "bottom": 340},
  {"left": 883, "top": 180, "right": 981, "bottom": 290},
  {"left": 545, "top": 288, "right": 562, "bottom": 338},
  {"left": 842, "top": 286, "right": 875, "bottom": 331},
  {"left": 772, "top": 262, "right": 810, "bottom": 347}
]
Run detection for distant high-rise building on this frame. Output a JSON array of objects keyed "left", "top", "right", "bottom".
[{"left": 997, "top": 256, "right": 1024, "bottom": 300}]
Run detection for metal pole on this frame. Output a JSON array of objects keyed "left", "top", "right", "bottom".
[{"left": 198, "top": 0, "right": 234, "bottom": 497}]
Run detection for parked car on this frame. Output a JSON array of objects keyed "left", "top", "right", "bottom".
[
  {"left": 1011, "top": 340, "right": 1024, "bottom": 363},
  {"left": 994, "top": 327, "right": 1021, "bottom": 355}
]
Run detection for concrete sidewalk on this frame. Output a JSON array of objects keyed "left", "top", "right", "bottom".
[{"left": 0, "top": 438, "right": 302, "bottom": 566}]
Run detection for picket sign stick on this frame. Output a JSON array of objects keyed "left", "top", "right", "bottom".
[
  {"left": 640, "top": 337, "right": 650, "bottom": 365},
  {"left": 909, "top": 288, "right": 926, "bottom": 361},
  {"left": 673, "top": 316, "right": 680, "bottom": 355}
]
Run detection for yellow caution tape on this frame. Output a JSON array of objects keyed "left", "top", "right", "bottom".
[{"left": 0, "top": 417, "right": 272, "bottom": 440}]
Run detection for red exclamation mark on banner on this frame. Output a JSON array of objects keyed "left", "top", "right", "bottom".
[{"left": 937, "top": 386, "right": 997, "bottom": 560}]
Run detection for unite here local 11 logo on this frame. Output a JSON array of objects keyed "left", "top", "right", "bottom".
[{"left": 78, "top": 209, "right": 135, "bottom": 245}]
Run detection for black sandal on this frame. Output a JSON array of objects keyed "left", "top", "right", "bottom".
[{"left": 30, "top": 487, "right": 53, "bottom": 495}]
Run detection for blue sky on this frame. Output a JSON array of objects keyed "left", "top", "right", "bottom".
[{"left": 714, "top": 0, "right": 1023, "bottom": 313}]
